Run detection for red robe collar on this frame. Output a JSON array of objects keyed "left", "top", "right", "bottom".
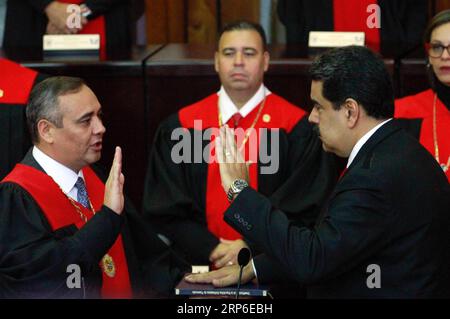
[{"left": 395, "top": 89, "right": 450, "bottom": 181}]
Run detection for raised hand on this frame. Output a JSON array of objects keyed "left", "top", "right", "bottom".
[
  {"left": 104, "top": 147, "right": 125, "bottom": 215},
  {"left": 215, "top": 125, "right": 250, "bottom": 193}
]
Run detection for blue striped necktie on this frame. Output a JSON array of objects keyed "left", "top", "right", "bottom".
[{"left": 75, "top": 177, "right": 89, "bottom": 208}]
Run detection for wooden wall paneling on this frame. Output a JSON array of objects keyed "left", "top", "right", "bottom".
[
  {"left": 146, "top": 0, "right": 168, "bottom": 43},
  {"left": 146, "top": 0, "right": 187, "bottom": 43},
  {"left": 188, "top": 0, "right": 217, "bottom": 44},
  {"left": 436, "top": 0, "right": 450, "bottom": 13},
  {"left": 167, "top": 0, "right": 187, "bottom": 42},
  {"left": 221, "top": 0, "right": 260, "bottom": 27}
]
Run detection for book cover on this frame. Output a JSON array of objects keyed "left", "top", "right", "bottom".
[{"left": 175, "top": 277, "right": 269, "bottom": 297}]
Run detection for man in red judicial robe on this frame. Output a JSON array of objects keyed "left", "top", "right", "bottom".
[
  {"left": 0, "top": 76, "right": 186, "bottom": 298},
  {"left": 0, "top": 58, "right": 47, "bottom": 181},
  {"left": 142, "top": 21, "right": 338, "bottom": 272}
]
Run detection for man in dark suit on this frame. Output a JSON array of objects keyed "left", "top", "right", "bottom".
[{"left": 186, "top": 46, "right": 450, "bottom": 298}]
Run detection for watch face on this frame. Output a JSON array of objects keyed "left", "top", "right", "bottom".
[{"left": 233, "top": 179, "right": 248, "bottom": 191}]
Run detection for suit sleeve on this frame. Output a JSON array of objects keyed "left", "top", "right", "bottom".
[
  {"left": 0, "top": 183, "right": 123, "bottom": 297},
  {"left": 252, "top": 253, "right": 294, "bottom": 284},
  {"left": 268, "top": 116, "right": 340, "bottom": 228},
  {"left": 142, "top": 118, "right": 219, "bottom": 264},
  {"left": 225, "top": 175, "right": 395, "bottom": 285}
]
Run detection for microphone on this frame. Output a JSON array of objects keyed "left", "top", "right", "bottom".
[{"left": 236, "top": 247, "right": 251, "bottom": 299}]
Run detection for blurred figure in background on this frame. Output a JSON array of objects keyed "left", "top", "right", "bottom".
[
  {"left": 3, "top": 0, "right": 144, "bottom": 59},
  {"left": 277, "top": 0, "right": 427, "bottom": 56}
]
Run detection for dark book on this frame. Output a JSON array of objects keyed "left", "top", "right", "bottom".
[{"left": 175, "top": 277, "right": 269, "bottom": 297}]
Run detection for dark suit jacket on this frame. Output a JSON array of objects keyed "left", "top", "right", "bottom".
[{"left": 225, "top": 120, "right": 450, "bottom": 298}]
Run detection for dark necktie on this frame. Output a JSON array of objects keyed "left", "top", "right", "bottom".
[
  {"left": 230, "top": 113, "right": 242, "bottom": 128},
  {"left": 339, "top": 167, "right": 348, "bottom": 180},
  {"left": 75, "top": 177, "right": 89, "bottom": 208}
]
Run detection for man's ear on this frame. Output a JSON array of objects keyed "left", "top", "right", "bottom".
[
  {"left": 37, "top": 119, "right": 56, "bottom": 144},
  {"left": 214, "top": 51, "right": 219, "bottom": 73},
  {"left": 344, "top": 98, "right": 359, "bottom": 128},
  {"left": 263, "top": 51, "right": 270, "bottom": 72}
]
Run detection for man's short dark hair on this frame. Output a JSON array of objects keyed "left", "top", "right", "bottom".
[
  {"left": 218, "top": 20, "right": 267, "bottom": 51},
  {"left": 26, "top": 76, "right": 86, "bottom": 143},
  {"left": 309, "top": 46, "right": 394, "bottom": 119}
]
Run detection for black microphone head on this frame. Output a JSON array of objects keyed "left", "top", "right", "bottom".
[{"left": 237, "top": 248, "right": 251, "bottom": 266}]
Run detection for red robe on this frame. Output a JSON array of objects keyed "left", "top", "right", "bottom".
[
  {"left": 2, "top": 164, "right": 132, "bottom": 298},
  {"left": 395, "top": 89, "right": 450, "bottom": 182},
  {"left": 178, "top": 93, "right": 305, "bottom": 240},
  {"left": 333, "top": 0, "right": 381, "bottom": 52},
  {"left": 0, "top": 58, "right": 37, "bottom": 104},
  {"left": 0, "top": 58, "right": 39, "bottom": 180}
]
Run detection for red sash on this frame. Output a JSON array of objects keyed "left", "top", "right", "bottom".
[
  {"left": 0, "top": 59, "right": 38, "bottom": 104},
  {"left": 333, "top": 0, "right": 380, "bottom": 52},
  {"left": 179, "top": 94, "right": 305, "bottom": 240},
  {"left": 2, "top": 164, "right": 132, "bottom": 298},
  {"left": 60, "top": 0, "right": 106, "bottom": 60}
]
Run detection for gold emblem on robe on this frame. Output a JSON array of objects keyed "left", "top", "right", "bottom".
[
  {"left": 101, "top": 254, "right": 116, "bottom": 278},
  {"left": 262, "top": 114, "right": 271, "bottom": 123}
]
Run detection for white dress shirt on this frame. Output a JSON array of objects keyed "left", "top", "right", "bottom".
[
  {"left": 218, "top": 84, "right": 271, "bottom": 124},
  {"left": 32, "top": 146, "right": 85, "bottom": 201},
  {"left": 346, "top": 118, "right": 393, "bottom": 168}
]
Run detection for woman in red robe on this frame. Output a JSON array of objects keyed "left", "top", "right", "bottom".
[{"left": 395, "top": 10, "right": 450, "bottom": 182}]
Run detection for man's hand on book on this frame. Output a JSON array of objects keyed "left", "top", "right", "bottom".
[{"left": 185, "top": 261, "right": 255, "bottom": 287}]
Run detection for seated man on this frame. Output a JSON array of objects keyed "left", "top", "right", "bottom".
[
  {"left": 187, "top": 46, "right": 450, "bottom": 298},
  {"left": 0, "top": 76, "right": 186, "bottom": 298},
  {"left": 142, "top": 21, "right": 338, "bottom": 270}
]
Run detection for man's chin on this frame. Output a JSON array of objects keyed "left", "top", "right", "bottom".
[
  {"left": 321, "top": 143, "right": 330, "bottom": 153},
  {"left": 229, "top": 82, "right": 250, "bottom": 90},
  {"left": 86, "top": 152, "right": 102, "bottom": 165}
]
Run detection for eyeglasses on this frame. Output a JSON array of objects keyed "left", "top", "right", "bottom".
[{"left": 426, "top": 43, "right": 450, "bottom": 58}]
